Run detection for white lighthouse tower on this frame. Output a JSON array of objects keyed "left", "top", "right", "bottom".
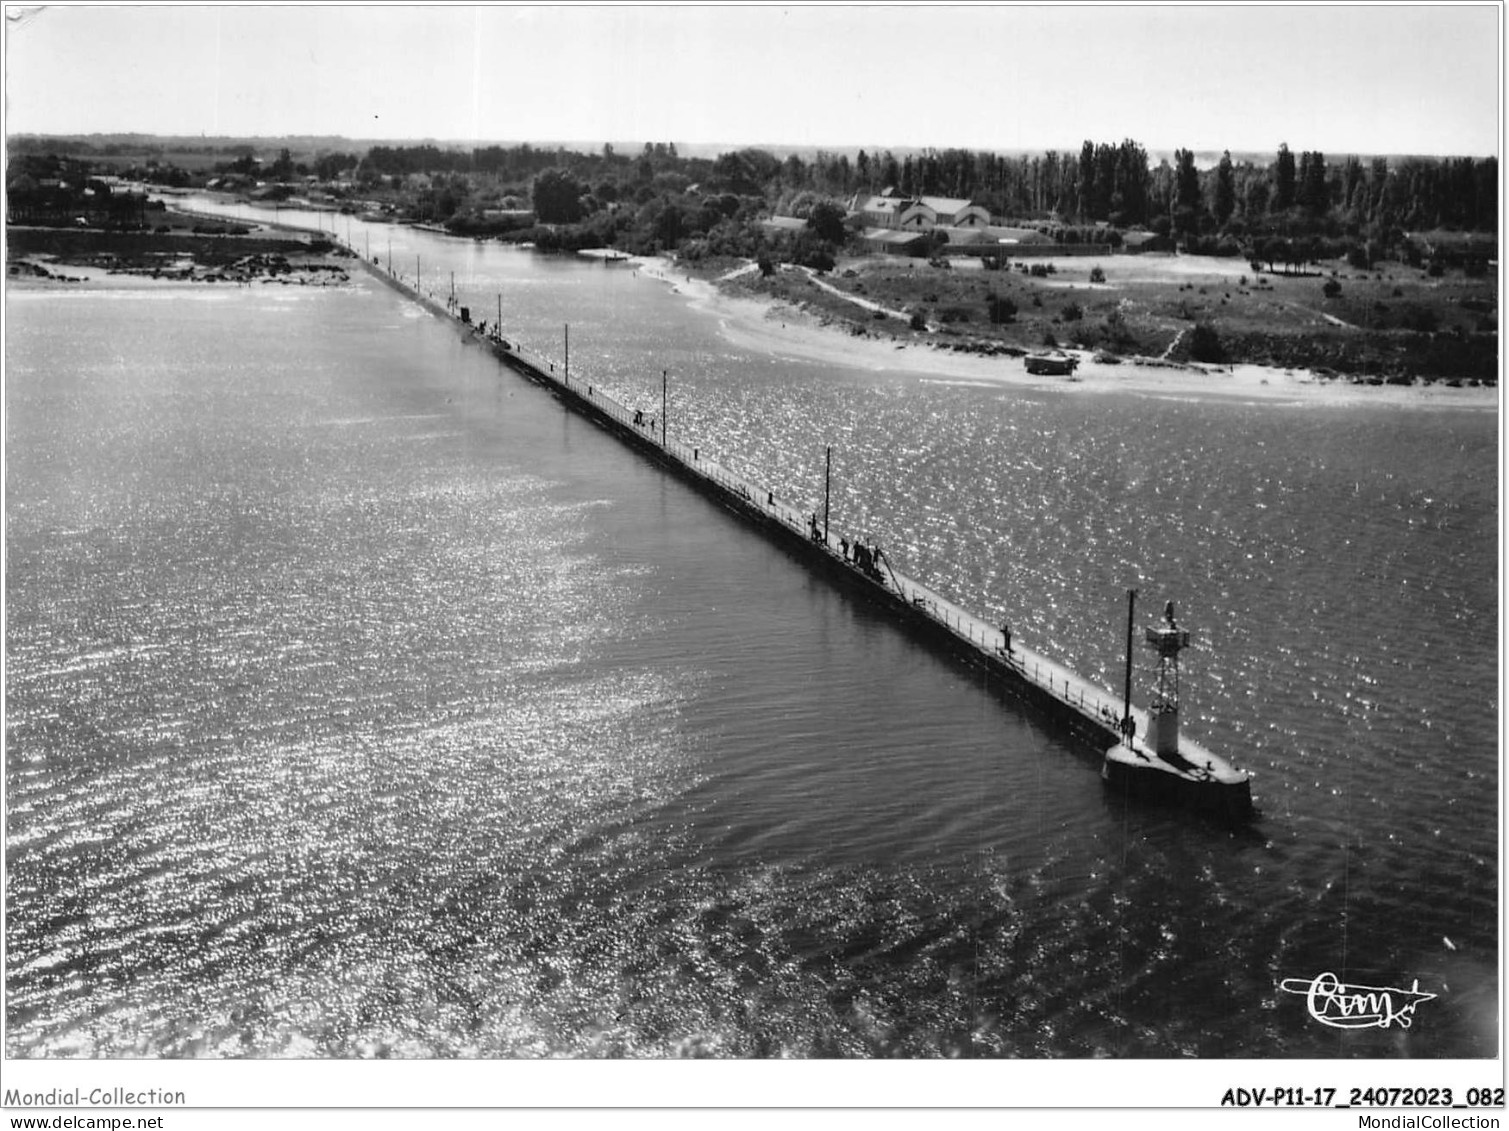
[{"left": 1143, "top": 600, "right": 1192, "bottom": 757}]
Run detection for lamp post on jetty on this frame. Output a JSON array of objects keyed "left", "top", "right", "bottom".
[
  {"left": 823, "top": 446, "right": 832, "bottom": 543},
  {"left": 1121, "top": 588, "right": 1137, "bottom": 741},
  {"left": 563, "top": 325, "right": 569, "bottom": 386},
  {"left": 662, "top": 370, "right": 668, "bottom": 448}
]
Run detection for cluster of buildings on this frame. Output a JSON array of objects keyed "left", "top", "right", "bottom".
[
  {"left": 847, "top": 189, "right": 1060, "bottom": 256},
  {"left": 6, "top": 172, "right": 150, "bottom": 228},
  {"left": 768, "top": 188, "right": 1169, "bottom": 258}
]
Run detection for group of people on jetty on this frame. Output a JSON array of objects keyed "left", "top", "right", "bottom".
[
  {"left": 438, "top": 289, "right": 511, "bottom": 351},
  {"left": 809, "top": 509, "right": 1024, "bottom": 673},
  {"left": 808, "top": 515, "right": 889, "bottom": 584}
]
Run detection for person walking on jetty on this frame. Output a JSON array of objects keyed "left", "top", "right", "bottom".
[{"left": 1001, "top": 622, "right": 1013, "bottom": 655}]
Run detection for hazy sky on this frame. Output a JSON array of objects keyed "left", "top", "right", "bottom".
[{"left": 3, "top": 4, "right": 1501, "bottom": 157}]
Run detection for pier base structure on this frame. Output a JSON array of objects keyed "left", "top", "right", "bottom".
[{"left": 1100, "top": 600, "right": 1253, "bottom": 822}]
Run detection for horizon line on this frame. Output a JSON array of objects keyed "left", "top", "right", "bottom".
[{"left": 7, "top": 130, "right": 1498, "bottom": 164}]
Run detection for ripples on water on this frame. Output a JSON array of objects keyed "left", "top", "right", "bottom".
[{"left": 5, "top": 242, "right": 1498, "bottom": 1060}]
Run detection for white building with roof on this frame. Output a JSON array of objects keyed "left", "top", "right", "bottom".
[
  {"left": 849, "top": 191, "right": 993, "bottom": 255},
  {"left": 852, "top": 192, "right": 991, "bottom": 232}
]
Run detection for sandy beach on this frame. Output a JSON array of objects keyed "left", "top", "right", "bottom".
[{"left": 619, "top": 253, "right": 1498, "bottom": 411}]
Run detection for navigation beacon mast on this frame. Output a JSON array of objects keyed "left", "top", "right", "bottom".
[{"left": 1144, "top": 600, "right": 1191, "bottom": 757}]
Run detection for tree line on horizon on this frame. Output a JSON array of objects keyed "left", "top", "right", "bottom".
[
  {"left": 8, "top": 135, "right": 1497, "bottom": 269},
  {"left": 348, "top": 138, "right": 1496, "bottom": 235}
]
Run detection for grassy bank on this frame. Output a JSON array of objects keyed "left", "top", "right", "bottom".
[{"left": 714, "top": 252, "right": 1498, "bottom": 386}]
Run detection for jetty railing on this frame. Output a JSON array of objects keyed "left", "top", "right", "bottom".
[{"left": 488, "top": 321, "right": 1140, "bottom": 739}]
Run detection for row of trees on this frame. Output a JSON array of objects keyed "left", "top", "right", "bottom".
[
  {"left": 216, "top": 147, "right": 360, "bottom": 183},
  {"left": 349, "top": 139, "right": 1497, "bottom": 244},
  {"left": 345, "top": 138, "right": 1496, "bottom": 276},
  {"left": 1080, "top": 143, "right": 1497, "bottom": 238}
]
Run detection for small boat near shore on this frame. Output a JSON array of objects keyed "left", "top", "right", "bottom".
[{"left": 1025, "top": 349, "right": 1080, "bottom": 376}]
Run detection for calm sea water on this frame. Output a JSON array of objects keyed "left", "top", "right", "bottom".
[{"left": 4, "top": 209, "right": 1499, "bottom": 1059}]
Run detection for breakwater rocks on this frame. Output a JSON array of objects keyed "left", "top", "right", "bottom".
[{"left": 6, "top": 226, "right": 354, "bottom": 286}]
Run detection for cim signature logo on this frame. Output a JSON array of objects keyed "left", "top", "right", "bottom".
[{"left": 1280, "top": 972, "right": 1437, "bottom": 1030}]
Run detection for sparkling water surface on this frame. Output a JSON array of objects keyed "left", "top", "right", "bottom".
[{"left": 5, "top": 208, "right": 1498, "bottom": 1058}]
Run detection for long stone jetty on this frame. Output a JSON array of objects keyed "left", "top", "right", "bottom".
[{"left": 355, "top": 247, "right": 1255, "bottom": 823}]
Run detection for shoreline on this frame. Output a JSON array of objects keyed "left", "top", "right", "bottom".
[
  {"left": 12, "top": 236, "right": 1498, "bottom": 412},
  {"left": 6, "top": 265, "right": 355, "bottom": 291},
  {"left": 613, "top": 252, "right": 1498, "bottom": 410}
]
